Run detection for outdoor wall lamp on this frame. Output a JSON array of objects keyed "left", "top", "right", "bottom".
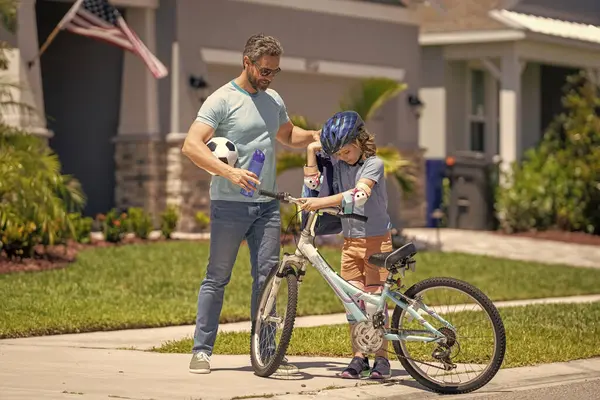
[
  {"left": 189, "top": 74, "right": 209, "bottom": 103},
  {"left": 408, "top": 94, "right": 424, "bottom": 118}
]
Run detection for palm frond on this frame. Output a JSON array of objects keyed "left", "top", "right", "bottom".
[
  {"left": 290, "top": 114, "right": 320, "bottom": 131},
  {"left": 376, "top": 146, "right": 416, "bottom": 195},
  {"left": 0, "top": 0, "right": 18, "bottom": 34},
  {"left": 339, "top": 77, "right": 407, "bottom": 121},
  {"left": 276, "top": 151, "right": 306, "bottom": 176}
]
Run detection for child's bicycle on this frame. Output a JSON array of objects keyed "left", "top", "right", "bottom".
[{"left": 250, "top": 190, "right": 506, "bottom": 395}]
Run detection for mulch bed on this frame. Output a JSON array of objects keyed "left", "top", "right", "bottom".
[{"left": 494, "top": 229, "right": 600, "bottom": 246}]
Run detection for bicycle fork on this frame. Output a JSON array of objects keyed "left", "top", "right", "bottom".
[{"left": 259, "top": 254, "right": 305, "bottom": 323}]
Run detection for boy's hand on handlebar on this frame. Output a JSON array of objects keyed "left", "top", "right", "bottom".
[{"left": 298, "top": 197, "right": 327, "bottom": 212}]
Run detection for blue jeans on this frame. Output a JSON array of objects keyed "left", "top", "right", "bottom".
[{"left": 192, "top": 199, "right": 281, "bottom": 355}]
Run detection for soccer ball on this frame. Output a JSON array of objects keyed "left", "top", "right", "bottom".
[{"left": 206, "top": 137, "right": 238, "bottom": 174}]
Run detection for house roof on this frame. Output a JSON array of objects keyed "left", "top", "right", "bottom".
[
  {"left": 417, "top": 0, "right": 509, "bottom": 33},
  {"left": 418, "top": 0, "right": 600, "bottom": 46},
  {"left": 490, "top": 9, "right": 600, "bottom": 45}
]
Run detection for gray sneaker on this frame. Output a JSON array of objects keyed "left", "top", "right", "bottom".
[
  {"left": 189, "top": 352, "right": 211, "bottom": 374},
  {"left": 275, "top": 357, "right": 299, "bottom": 375}
]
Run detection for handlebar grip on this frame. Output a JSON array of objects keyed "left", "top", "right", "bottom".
[
  {"left": 340, "top": 213, "right": 368, "bottom": 222},
  {"left": 258, "top": 190, "right": 284, "bottom": 200}
]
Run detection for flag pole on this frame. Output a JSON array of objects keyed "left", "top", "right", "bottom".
[{"left": 28, "top": 0, "right": 85, "bottom": 69}]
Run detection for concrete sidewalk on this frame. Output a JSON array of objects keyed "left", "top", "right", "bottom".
[
  {"left": 403, "top": 228, "right": 600, "bottom": 269},
  {"left": 1, "top": 343, "right": 599, "bottom": 400},
  {"left": 2, "top": 294, "right": 599, "bottom": 351}
]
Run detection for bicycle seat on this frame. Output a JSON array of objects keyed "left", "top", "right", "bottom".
[{"left": 368, "top": 243, "right": 417, "bottom": 270}]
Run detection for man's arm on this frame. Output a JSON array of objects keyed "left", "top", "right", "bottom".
[
  {"left": 276, "top": 120, "right": 321, "bottom": 148},
  {"left": 181, "top": 121, "right": 260, "bottom": 192}
]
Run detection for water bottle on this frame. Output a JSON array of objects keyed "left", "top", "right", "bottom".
[{"left": 240, "top": 149, "right": 265, "bottom": 197}]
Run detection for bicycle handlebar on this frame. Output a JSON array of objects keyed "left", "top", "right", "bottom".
[{"left": 259, "top": 190, "right": 368, "bottom": 222}]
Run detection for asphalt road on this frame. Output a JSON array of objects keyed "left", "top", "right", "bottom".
[{"left": 390, "top": 377, "right": 600, "bottom": 400}]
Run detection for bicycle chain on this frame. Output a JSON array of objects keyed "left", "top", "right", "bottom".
[
  {"left": 381, "top": 347, "right": 451, "bottom": 371},
  {"left": 382, "top": 328, "right": 455, "bottom": 371}
]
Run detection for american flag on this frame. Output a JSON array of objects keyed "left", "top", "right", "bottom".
[{"left": 57, "top": 0, "right": 168, "bottom": 79}]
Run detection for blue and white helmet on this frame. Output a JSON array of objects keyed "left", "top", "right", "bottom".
[{"left": 320, "top": 111, "right": 364, "bottom": 156}]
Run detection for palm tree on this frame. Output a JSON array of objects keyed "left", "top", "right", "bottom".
[{"left": 277, "top": 77, "right": 416, "bottom": 193}]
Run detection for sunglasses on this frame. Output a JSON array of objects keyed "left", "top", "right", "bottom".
[{"left": 250, "top": 59, "right": 281, "bottom": 77}]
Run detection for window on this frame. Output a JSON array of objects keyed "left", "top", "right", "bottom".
[{"left": 468, "top": 69, "right": 486, "bottom": 152}]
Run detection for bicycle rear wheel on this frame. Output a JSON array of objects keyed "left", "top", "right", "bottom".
[
  {"left": 391, "top": 277, "right": 506, "bottom": 394},
  {"left": 250, "top": 264, "right": 298, "bottom": 377}
]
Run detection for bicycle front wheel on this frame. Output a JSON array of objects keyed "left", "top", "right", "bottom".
[
  {"left": 391, "top": 277, "right": 506, "bottom": 394},
  {"left": 250, "top": 264, "right": 298, "bottom": 377}
]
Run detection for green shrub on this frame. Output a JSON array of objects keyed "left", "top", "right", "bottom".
[
  {"left": 127, "top": 207, "right": 153, "bottom": 239},
  {"left": 194, "top": 211, "right": 210, "bottom": 232},
  {"left": 69, "top": 213, "right": 93, "bottom": 244},
  {"left": 0, "top": 127, "right": 86, "bottom": 258},
  {"left": 160, "top": 205, "right": 179, "bottom": 239},
  {"left": 97, "top": 209, "right": 128, "bottom": 243},
  {"left": 496, "top": 71, "right": 600, "bottom": 234}
]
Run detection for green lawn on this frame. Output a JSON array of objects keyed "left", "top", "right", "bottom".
[
  {"left": 2, "top": 240, "right": 600, "bottom": 338},
  {"left": 153, "top": 302, "right": 600, "bottom": 369}
]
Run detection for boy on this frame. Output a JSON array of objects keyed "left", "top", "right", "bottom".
[{"left": 299, "top": 110, "right": 393, "bottom": 379}]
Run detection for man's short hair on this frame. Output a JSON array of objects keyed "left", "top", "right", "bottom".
[{"left": 243, "top": 34, "right": 283, "bottom": 62}]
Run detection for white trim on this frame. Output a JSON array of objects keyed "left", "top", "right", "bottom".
[
  {"left": 170, "top": 41, "right": 180, "bottom": 134},
  {"left": 480, "top": 57, "right": 501, "bottom": 81},
  {"left": 490, "top": 9, "right": 600, "bottom": 45},
  {"left": 50, "top": 0, "right": 158, "bottom": 9},
  {"left": 229, "top": 0, "right": 419, "bottom": 25},
  {"left": 312, "top": 60, "right": 405, "bottom": 81},
  {"left": 488, "top": 9, "right": 528, "bottom": 30},
  {"left": 200, "top": 48, "right": 406, "bottom": 81},
  {"left": 420, "top": 30, "right": 526, "bottom": 46}
]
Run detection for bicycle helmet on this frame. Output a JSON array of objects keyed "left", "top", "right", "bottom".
[{"left": 320, "top": 111, "right": 364, "bottom": 155}]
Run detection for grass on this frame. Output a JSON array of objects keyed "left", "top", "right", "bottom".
[
  {"left": 2, "top": 240, "right": 600, "bottom": 338},
  {"left": 152, "top": 302, "right": 600, "bottom": 369}
]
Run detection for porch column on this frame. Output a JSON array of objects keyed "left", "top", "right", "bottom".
[
  {"left": 3, "top": 0, "right": 50, "bottom": 137},
  {"left": 164, "top": 18, "right": 212, "bottom": 232},
  {"left": 499, "top": 52, "right": 522, "bottom": 174},
  {"left": 114, "top": 5, "right": 163, "bottom": 220}
]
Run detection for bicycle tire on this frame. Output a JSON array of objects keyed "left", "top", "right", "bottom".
[
  {"left": 391, "top": 277, "right": 506, "bottom": 395},
  {"left": 250, "top": 265, "right": 298, "bottom": 377}
]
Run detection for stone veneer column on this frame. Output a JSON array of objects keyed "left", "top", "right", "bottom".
[
  {"left": 165, "top": 135, "right": 211, "bottom": 232},
  {"left": 113, "top": 5, "right": 164, "bottom": 221}
]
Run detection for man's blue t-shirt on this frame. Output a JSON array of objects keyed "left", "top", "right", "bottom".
[{"left": 195, "top": 81, "right": 289, "bottom": 202}]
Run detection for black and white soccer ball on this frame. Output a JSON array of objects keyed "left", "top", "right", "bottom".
[{"left": 206, "top": 137, "right": 238, "bottom": 174}]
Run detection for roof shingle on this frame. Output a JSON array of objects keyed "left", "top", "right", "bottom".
[{"left": 417, "top": 0, "right": 511, "bottom": 33}]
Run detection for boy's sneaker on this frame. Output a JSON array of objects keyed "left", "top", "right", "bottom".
[
  {"left": 340, "top": 356, "right": 370, "bottom": 379},
  {"left": 369, "top": 356, "right": 391, "bottom": 379},
  {"left": 275, "top": 357, "right": 299, "bottom": 375},
  {"left": 189, "top": 352, "right": 211, "bottom": 374}
]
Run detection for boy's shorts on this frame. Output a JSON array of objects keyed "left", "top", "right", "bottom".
[{"left": 341, "top": 232, "right": 393, "bottom": 287}]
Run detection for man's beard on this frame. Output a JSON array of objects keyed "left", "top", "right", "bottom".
[{"left": 248, "top": 73, "right": 270, "bottom": 91}]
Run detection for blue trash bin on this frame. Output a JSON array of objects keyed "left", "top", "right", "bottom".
[{"left": 425, "top": 159, "right": 446, "bottom": 227}]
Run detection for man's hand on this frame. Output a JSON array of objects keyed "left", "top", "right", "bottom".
[
  {"left": 298, "top": 197, "right": 326, "bottom": 212},
  {"left": 225, "top": 168, "right": 261, "bottom": 192},
  {"left": 313, "top": 129, "right": 321, "bottom": 142}
]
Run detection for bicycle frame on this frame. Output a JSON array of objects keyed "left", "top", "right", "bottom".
[{"left": 268, "top": 207, "right": 456, "bottom": 345}]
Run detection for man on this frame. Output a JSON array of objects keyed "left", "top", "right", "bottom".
[{"left": 182, "top": 34, "right": 320, "bottom": 375}]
